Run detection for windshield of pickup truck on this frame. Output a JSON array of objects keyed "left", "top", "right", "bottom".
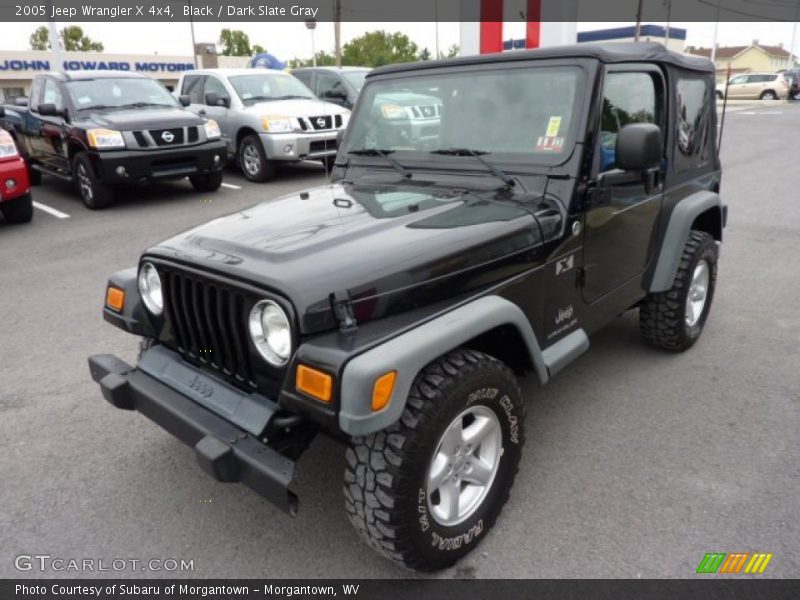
[
  {"left": 229, "top": 74, "right": 316, "bottom": 103},
  {"left": 65, "top": 77, "right": 177, "bottom": 110},
  {"left": 343, "top": 65, "right": 584, "bottom": 165},
  {"left": 342, "top": 70, "right": 369, "bottom": 92}
]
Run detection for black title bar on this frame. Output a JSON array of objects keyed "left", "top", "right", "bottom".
[{"left": 2, "top": 0, "right": 800, "bottom": 22}]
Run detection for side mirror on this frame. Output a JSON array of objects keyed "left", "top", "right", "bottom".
[
  {"left": 615, "top": 123, "right": 662, "bottom": 171},
  {"left": 178, "top": 94, "right": 191, "bottom": 107},
  {"left": 37, "top": 103, "right": 61, "bottom": 117},
  {"left": 205, "top": 92, "right": 229, "bottom": 107}
]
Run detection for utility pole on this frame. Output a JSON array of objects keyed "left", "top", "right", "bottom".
[
  {"left": 47, "top": 19, "right": 62, "bottom": 72},
  {"left": 334, "top": 0, "right": 342, "bottom": 68},
  {"left": 710, "top": 0, "right": 721, "bottom": 63},
  {"left": 306, "top": 19, "right": 317, "bottom": 67},
  {"left": 664, "top": 0, "right": 672, "bottom": 46},
  {"left": 434, "top": 0, "right": 440, "bottom": 57},
  {"left": 634, "top": 0, "right": 643, "bottom": 41},
  {"left": 789, "top": 1, "right": 799, "bottom": 69},
  {"left": 189, "top": 0, "right": 198, "bottom": 68}
]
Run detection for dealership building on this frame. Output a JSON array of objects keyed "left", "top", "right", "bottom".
[{"left": 0, "top": 48, "right": 248, "bottom": 102}]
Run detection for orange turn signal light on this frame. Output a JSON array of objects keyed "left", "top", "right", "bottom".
[
  {"left": 296, "top": 364, "right": 333, "bottom": 403},
  {"left": 105, "top": 286, "right": 125, "bottom": 312},
  {"left": 371, "top": 371, "right": 397, "bottom": 412}
]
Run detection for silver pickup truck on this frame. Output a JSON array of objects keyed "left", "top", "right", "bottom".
[{"left": 176, "top": 68, "right": 349, "bottom": 182}]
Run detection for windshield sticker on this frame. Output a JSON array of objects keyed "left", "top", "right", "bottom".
[
  {"left": 536, "top": 136, "right": 565, "bottom": 153},
  {"left": 546, "top": 116, "right": 562, "bottom": 137}
]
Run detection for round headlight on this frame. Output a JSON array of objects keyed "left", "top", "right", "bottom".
[
  {"left": 248, "top": 300, "right": 292, "bottom": 366},
  {"left": 138, "top": 262, "right": 163, "bottom": 316}
]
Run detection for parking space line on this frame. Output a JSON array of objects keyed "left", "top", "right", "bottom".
[
  {"left": 221, "top": 183, "right": 242, "bottom": 190},
  {"left": 32, "top": 201, "right": 70, "bottom": 219}
]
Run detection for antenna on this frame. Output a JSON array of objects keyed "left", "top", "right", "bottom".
[{"left": 717, "top": 64, "right": 731, "bottom": 154}]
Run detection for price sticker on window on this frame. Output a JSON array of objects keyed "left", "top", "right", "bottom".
[{"left": 546, "top": 116, "right": 562, "bottom": 137}]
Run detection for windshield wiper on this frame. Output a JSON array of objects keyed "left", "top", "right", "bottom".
[
  {"left": 77, "top": 104, "right": 116, "bottom": 111},
  {"left": 271, "top": 95, "right": 314, "bottom": 100},
  {"left": 348, "top": 148, "right": 411, "bottom": 179},
  {"left": 117, "top": 102, "right": 173, "bottom": 108},
  {"left": 430, "top": 148, "right": 516, "bottom": 188}
]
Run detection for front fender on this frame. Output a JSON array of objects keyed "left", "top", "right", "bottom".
[
  {"left": 338, "top": 296, "right": 551, "bottom": 436},
  {"left": 102, "top": 268, "right": 156, "bottom": 338}
]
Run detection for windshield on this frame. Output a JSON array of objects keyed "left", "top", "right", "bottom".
[
  {"left": 228, "top": 74, "right": 316, "bottom": 103},
  {"left": 66, "top": 77, "right": 177, "bottom": 110},
  {"left": 342, "top": 70, "right": 370, "bottom": 92},
  {"left": 343, "top": 65, "right": 584, "bottom": 165}
]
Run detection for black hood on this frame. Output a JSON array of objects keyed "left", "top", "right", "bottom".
[
  {"left": 78, "top": 106, "right": 205, "bottom": 130},
  {"left": 145, "top": 180, "right": 564, "bottom": 333}
]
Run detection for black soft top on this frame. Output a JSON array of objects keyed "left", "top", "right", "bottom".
[{"left": 372, "top": 42, "right": 714, "bottom": 77}]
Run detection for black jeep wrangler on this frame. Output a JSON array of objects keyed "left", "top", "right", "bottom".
[{"left": 89, "top": 43, "right": 726, "bottom": 571}]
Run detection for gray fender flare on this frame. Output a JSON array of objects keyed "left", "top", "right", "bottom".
[
  {"left": 338, "top": 295, "right": 588, "bottom": 436},
  {"left": 649, "top": 190, "right": 723, "bottom": 293}
]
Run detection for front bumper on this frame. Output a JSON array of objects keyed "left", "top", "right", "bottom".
[
  {"left": 0, "top": 156, "right": 30, "bottom": 202},
  {"left": 259, "top": 131, "right": 338, "bottom": 161},
  {"left": 88, "top": 351, "right": 298, "bottom": 514},
  {"left": 89, "top": 139, "right": 228, "bottom": 184}
]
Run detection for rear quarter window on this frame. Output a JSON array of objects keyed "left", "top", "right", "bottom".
[{"left": 674, "top": 77, "right": 713, "bottom": 173}]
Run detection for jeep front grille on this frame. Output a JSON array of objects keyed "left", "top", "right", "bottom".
[{"left": 160, "top": 267, "right": 256, "bottom": 389}]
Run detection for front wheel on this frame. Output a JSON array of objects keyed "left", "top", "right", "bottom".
[
  {"left": 0, "top": 192, "right": 33, "bottom": 224},
  {"left": 238, "top": 135, "right": 276, "bottom": 182},
  {"left": 344, "top": 349, "right": 525, "bottom": 571},
  {"left": 640, "top": 230, "right": 718, "bottom": 352},
  {"left": 74, "top": 153, "right": 114, "bottom": 210},
  {"left": 189, "top": 171, "right": 223, "bottom": 192}
]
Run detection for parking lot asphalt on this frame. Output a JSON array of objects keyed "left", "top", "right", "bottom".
[{"left": 1, "top": 104, "right": 798, "bottom": 579}]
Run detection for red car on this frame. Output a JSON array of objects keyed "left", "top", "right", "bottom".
[{"left": 0, "top": 127, "right": 32, "bottom": 224}]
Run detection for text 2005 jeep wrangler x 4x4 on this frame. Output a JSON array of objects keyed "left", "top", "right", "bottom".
[{"left": 89, "top": 43, "right": 726, "bottom": 571}]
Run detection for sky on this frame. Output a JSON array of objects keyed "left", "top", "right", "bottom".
[{"left": 2, "top": 21, "right": 799, "bottom": 59}]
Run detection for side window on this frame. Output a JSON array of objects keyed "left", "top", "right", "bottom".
[
  {"left": 42, "top": 79, "right": 64, "bottom": 111},
  {"left": 675, "top": 77, "right": 712, "bottom": 172},
  {"left": 182, "top": 75, "right": 205, "bottom": 104},
  {"left": 293, "top": 71, "right": 312, "bottom": 88},
  {"left": 598, "top": 71, "right": 660, "bottom": 172},
  {"left": 316, "top": 71, "right": 344, "bottom": 99},
  {"left": 29, "top": 77, "right": 44, "bottom": 111},
  {"left": 729, "top": 75, "right": 746, "bottom": 85},
  {"left": 203, "top": 76, "right": 229, "bottom": 103}
]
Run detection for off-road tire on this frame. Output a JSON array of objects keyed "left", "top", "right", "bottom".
[
  {"left": 1, "top": 192, "right": 33, "bottom": 224},
  {"left": 74, "top": 153, "right": 114, "bottom": 210},
  {"left": 344, "top": 349, "right": 525, "bottom": 571},
  {"left": 640, "top": 230, "right": 718, "bottom": 352},
  {"left": 238, "top": 135, "right": 276, "bottom": 183},
  {"left": 189, "top": 170, "right": 224, "bottom": 192}
]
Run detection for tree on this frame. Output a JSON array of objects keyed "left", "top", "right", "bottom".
[
  {"left": 418, "top": 47, "right": 432, "bottom": 61},
  {"left": 288, "top": 51, "right": 337, "bottom": 69},
  {"left": 61, "top": 26, "right": 104, "bottom": 51},
  {"left": 341, "top": 31, "right": 419, "bottom": 67},
  {"left": 439, "top": 44, "right": 460, "bottom": 59},
  {"left": 28, "top": 25, "right": 104, "bottom": 52},
  {"left": 219, "top": 29, "right": 253, "bottom": 56},
  {"left": 252, "top": 44, "right": 266, "bottom": 55},
  {"left": 30, "top": 26, "right": 49, "bottom": 50}
]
